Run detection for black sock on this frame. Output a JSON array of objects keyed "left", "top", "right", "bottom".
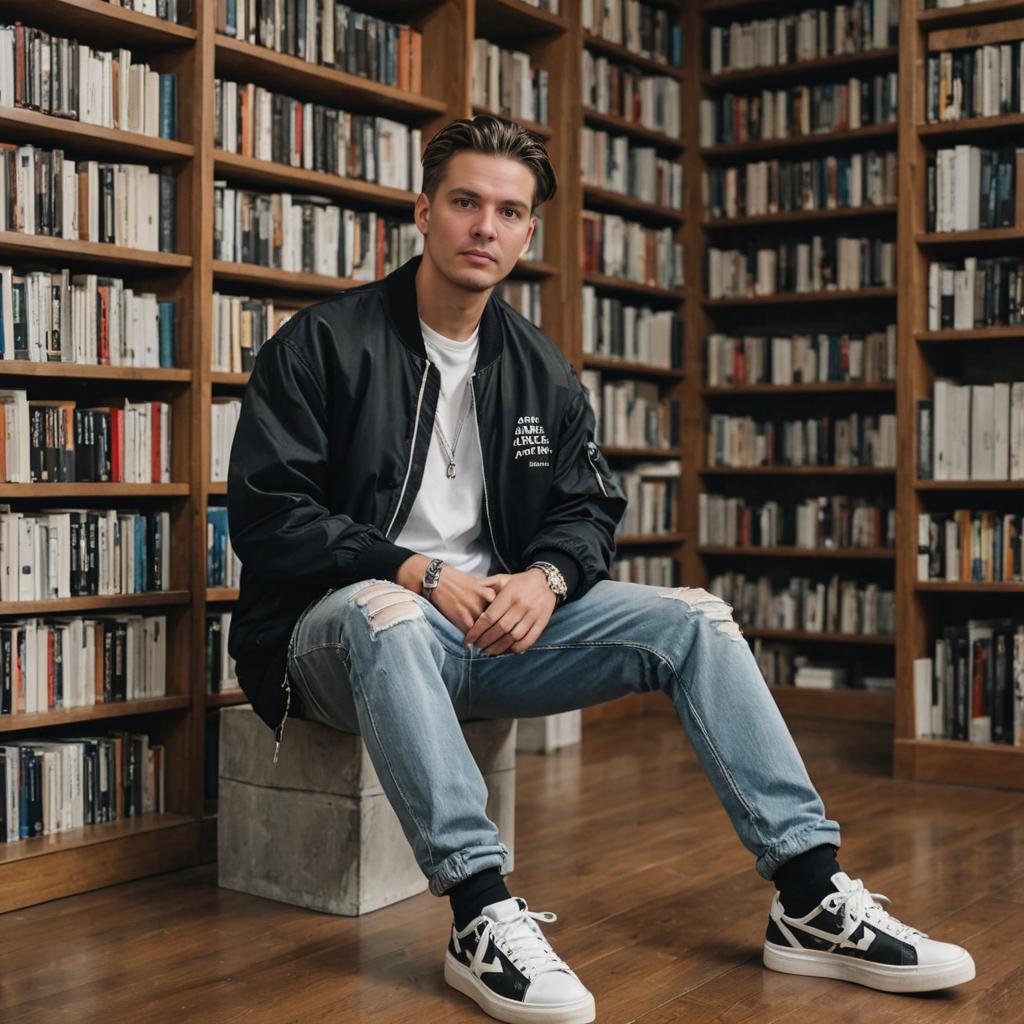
[
  {"left": 449, "top": 868, "right": 511, "bottom": 930},
  {"left": 772, "top": 844, "right": 842, "bottom": 918}
]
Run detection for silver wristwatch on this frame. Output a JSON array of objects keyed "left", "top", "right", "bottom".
[
  {"left": 528, "top": 561, "right": 568, "bottom": 605},
  {"left": 422, "top": 558, "right": 445, "bottom": 601}
]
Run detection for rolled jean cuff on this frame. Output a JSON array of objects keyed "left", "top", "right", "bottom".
[
  {"left": 756, "top": 820, "right": 842, "bottom": 881},
  {"left": 428, "top": 843, "right": 511, "bottom": 896}
]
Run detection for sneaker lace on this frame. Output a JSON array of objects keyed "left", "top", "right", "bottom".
[
  {"left": 823, "top": 879, "right": 927, "bottom": 947},
  {"left": 475, "top": 904, "right": 568, "bottom": 981}
]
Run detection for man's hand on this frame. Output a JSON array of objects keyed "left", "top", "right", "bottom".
[
  {"left": 397, "top": 554, "right": 496, "bottom": 634},
  {"left": 464, "top": 568, "right": 557, "bottom": 656}
]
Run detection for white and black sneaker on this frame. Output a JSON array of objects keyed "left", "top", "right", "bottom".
[
  {"left": 444, "top": 897, "right": 596, "bottom": 1024},
  {"left": 764, "top": 871, "right": 975, "bottom": 994}
]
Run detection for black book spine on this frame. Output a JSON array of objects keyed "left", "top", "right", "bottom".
[
  {"left": 1, "top": 631, "right": 10, "bottom": 715},
  {"left": 159, "top": 169, "right": 176, "bottom": 253},
  {"left": 103, "top": 623, "right": 113, "bottom": 703}
]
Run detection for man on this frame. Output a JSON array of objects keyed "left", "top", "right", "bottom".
[{"left": 227, "top": 115, "right": 975, "bottom": 1024}]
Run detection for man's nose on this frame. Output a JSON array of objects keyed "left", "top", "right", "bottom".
[{"left": 472, "top": 208, "right": 498, "bottom": 238}]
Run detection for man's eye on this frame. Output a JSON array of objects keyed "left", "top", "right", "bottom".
[{"left": 501, "top": 209, "right": 518, "bottom": 218}]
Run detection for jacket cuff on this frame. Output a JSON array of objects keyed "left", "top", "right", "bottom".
[
  {"left": 346, "top": 541, "right": 419, "bottom": 587},
  {"left": 526, "top": 549, "right": 582, "bottom": 602}
]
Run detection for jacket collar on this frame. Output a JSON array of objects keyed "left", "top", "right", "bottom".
[{"left": 384, "top": 253, "right": 505, "bottom": 370}]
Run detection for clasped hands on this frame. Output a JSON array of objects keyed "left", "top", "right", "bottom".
[{"left": 397, "top": 554, "right": 556, "bottom": 656}]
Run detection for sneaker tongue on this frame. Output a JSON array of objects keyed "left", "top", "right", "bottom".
[
  {"left": 482, "top": 897, "right": 524, "bottom": 922},
  {"left": 830, "top": 871, "right": 855, "bottom": 892}
]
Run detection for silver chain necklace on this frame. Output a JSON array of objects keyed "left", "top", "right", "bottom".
[{"left": 433, "top": 384, "right": 474, "bottom": 479}]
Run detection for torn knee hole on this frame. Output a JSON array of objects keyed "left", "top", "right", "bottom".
[
  {"left": 370, "top": 602, "right": 424, "bottom": 630},
  {"left": 660, "top": 587, "right": 743, "bottom": 639},
  {"left": 351, "top": 582, "right": 404, "bottom": 608}
]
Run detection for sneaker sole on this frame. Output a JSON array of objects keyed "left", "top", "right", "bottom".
[
  {"left": 444, "top": 952, "right": 596, "bottom": 1024},
  {"left": 763, "top": 940, "right": 976, "bottom": 993}
]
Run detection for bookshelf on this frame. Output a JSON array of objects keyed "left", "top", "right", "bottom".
[
  {"left": 893, "top": 0, "right": 1024, "bottom": 792},
  {"left": 691, "top": 0, "right": 902, "bottom": 722},
  {"left": 1, "top": 0, "right": 1019, "bottom": 913}
]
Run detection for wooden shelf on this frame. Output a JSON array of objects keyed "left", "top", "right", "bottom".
[
  {"left": 0, "top": 107, "right": 193, "bottom": 163},
  {"left": 895, "top": 737, "right": 1024, "bottom": 791},
  {"left": 615, "top": 532, "right": 685, "bottom": 546},
  {"left": 582, "top": 31, "right": 685, "bottom": 80},
  {"left": 212, "top": 260, "right": 354, "bottom": 294},
  {"left": 742, "top": 627, "right": 895, "bottom": 646},
  {"left": 0, "top": 813, "right": 196, "bottom": 913},
  {"left": 583, "top": 185, "right": 685, "bottom": 224},
  {"left": 583, "top": 356, "right": 685, "bottom": 379},
  {"left": 0, "top": 0, "right": 197, "bottom": 48},
  {"left": 0, "top": 363, "right": 190, "bottom": 382},
  {"left": 702, "top": 47, "right": 897, "bottom": 89},
  {"left": 213, "top": 151, "right": 417, "bottom": 210},
  {"left": 208, "top": 482, "right": 228, "bottom": 496},
  {"left": 472, "top": 105, "right": 551, "bottom": 140},
  {"left": 915, "top": 581, "right": 1024, "bottom": 593},
  {"left": 214, "top": 36, "right": 448, "bottom": 121},
  {"left": 0, "top": 232, "right": 191, "bottom": 272},
  {"left": 475, "top": 0, "right": 568, "bottom": 40},
  {"left": 701, "top": 123, "right": 897, "bottom": 160},
  {"left": 211, "top": 371, "right": 252, "bottom": 387},
  {"left": 701, "top": 466, "right": 896, "bottom": 476},
  {"left": 0, "top": 591, "right": 191, "bottom": 616},
  {"left": 207, "top": 588, "right": 240, "bottom": 602},
  {"left": 207, "top": 690, "right": 248, "bottom": 707},
  {"left": 916, "top": 327, "right": 1024, "bottom": 343},
  {"left": 916, "top": 228, "right": 1024, "bottom": 248},
  {"left": 700, "top": 546, "right": 895, "bottom": 560},
  {"left": 0, "top": 697, "right": 190, "bottom": 734},
  {"left": 702, "top": 381, "right": 895, "bottom": 396},
  {"left": 702, "top": 205, "right": 897, "bottom": 230},
  {"left": 916, "top": 479, "right": 1024, "bottom": 491},
  {"left": 512, "top": 258, "right": 558, "bottom": 278},
  {"left": 703, "top": 287, "right": 897, "bottom": 308},
  {"left": 582, "top": 108, "right": 685, "bottom": 152},
  {"left": 917, "top": 0, "right": 1024, "bottom": 30},
  {"left": 917, "top": 112, "right": 1024, "bottom": 143},
  {"left": 583, "top": 272, "right": 685, "bottom": 302},
  {"left": 603, "top": 446, "right": 683, "bottom": 458},
  {"left": 769, "top": 685, "right": 894, "bottom": 724},
  {"left": 0, "top": 483, "right": 190, "bottom": 497}
]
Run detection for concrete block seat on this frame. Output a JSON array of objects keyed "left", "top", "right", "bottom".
[{"left": 217, "top": 705, "right": 516, "bottom": 916}]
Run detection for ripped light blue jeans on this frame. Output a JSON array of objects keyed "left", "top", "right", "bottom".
[{"left": 285, "top": 578, "right": 841, "bottom": 896}]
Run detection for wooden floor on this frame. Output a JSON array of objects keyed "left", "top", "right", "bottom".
[{"left": 2, "top": 713, "right": 1023, "bottom": 1023}]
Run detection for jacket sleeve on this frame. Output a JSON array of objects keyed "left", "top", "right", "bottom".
[
  {"left": 227, "top": 323, "right": 416, "bottom": 587},
  {"left": 520, "top": 374, "right": 627, "bottom": 601}
]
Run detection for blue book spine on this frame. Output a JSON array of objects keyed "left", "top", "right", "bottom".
[
  {"left": 159, "top": 75, "right": 176, "bottom": 140},
  {"left": 158, "top": 299, "right": 175, "bottom": 367},
  {"left": 136, "top": 514, "right": 146, "bottom": 592}
]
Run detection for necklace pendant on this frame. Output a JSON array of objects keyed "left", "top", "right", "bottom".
[{"left": 447, "top": 462, "right": 456, "bottom": 479}]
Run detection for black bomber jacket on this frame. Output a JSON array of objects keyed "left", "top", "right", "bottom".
[{"left": 226, "top": 254, "right": 627, "bottom": 753}]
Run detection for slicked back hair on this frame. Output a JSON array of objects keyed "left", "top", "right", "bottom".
[{"left": 420, "top": 114, "right": 557, "bottom": 215}]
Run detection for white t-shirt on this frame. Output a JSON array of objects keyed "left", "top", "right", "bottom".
[{"left": 395, "top": 318, "right": 493, "bottom": 577}]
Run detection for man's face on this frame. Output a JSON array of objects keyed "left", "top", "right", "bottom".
[{"left": 415, "top": 150, "right": 538, "bottom": 294}]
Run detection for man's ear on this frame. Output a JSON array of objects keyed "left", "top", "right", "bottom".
[
  {"left": 414, "top": 192, "right": 430, "bottom": 234},
  {"left": 521, "top": 215, "right": 537, "bottom": 256}
]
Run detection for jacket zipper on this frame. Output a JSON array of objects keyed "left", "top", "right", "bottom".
[
  {"left": 385, "top": 361, "right": 431, "bottom": 539},
  {"left": 471, "top": 376, "right": 511, "bottom": 572},
  {"left": 586, "top": 441, "right": 609, "bottom": 497},
  {"left": 273, "top": 586, "right": 335, "bottom": 764},
  {"left": 274, "top": 362, "right": 430, "bottom": 761}
]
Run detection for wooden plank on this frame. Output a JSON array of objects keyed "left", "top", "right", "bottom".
[{"left": 0, "top": 817, "right": 196, "bottom": 913}]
